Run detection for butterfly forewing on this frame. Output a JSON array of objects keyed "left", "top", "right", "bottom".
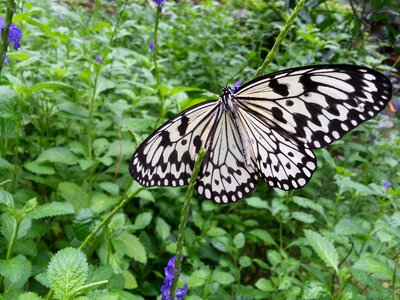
[
  {"left": 235, "top": 65, "right": 392, "bottom": 149},
  {"left": 130, "top": 101, "right": 220, "bottom": 187}
]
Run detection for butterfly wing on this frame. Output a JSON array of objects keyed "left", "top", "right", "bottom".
[
  {"left": 234, "top": 65, "right": 392, "bottom": 149},
  {"left": 237, "top": 105, "right": 316, "bottom": 190},
  {"left": 130, "top": 100, "right": 258, "bottom": 203},
  {"left": 130, "top": 101, "right": 219, "bottom": 188}
]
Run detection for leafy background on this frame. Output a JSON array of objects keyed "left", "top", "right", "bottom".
[{"left": 0, "top": 0, "right": 399, "bottom": 299}]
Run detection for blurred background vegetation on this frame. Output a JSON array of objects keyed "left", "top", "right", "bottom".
[{"left": 0, "top": 0, "right": 399, "bottom": 299}]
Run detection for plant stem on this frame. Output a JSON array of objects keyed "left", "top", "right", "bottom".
[
  {"left": 153, "top": 5, "right": 165, "bottom": 124},
  {"left": 0, "top": 0, "right": 16, "bottom": 74},
  {"left": 78, "top": 186, "right": 145, "bottom": 251},
  {"left": 253, "top": 0, "right": 306, "bottom": 78},
  {"left": 170, "top": 148, "right": 206, "bottom": 299}
]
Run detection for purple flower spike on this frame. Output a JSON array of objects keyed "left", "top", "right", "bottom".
[
  {"left": 148, "top": 40, "right": 155, "bottom": 53},
  {"left": 1, "top": 55, "right": 9, "bottom": 64},
  {"left": 0, "top": 16, "right": 22, "bottom": 50},
  {"left": 96, "top": 55, "right": 101, "bottom": 63},
  {"left": 154, "top": 0, "right": 166, "bottom": 7},
  {"left": 233, "top": 80, "right": 242, "bottom": 92},
  {"left": 383, "top": 181, "right": 390, "bottom": 189},
  {"left": 161, "top": 256, "right": 188, "bottom": 300}
]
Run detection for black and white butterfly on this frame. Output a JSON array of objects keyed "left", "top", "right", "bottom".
[{"left": 130, "top": 65, "right": 392, "bottom": 204}]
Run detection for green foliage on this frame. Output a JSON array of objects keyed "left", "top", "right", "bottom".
[{"left": 0, "top": 0, "right": 399, "bottom": 299}]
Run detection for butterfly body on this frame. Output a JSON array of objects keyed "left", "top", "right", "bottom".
[{"left": 130, "top": 65, "right": 392, "bottom": 203}]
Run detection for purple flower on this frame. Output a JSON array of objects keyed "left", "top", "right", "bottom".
[
  {"left": 233, "top": 80, "right": 241, "bottom": 92},
  {"left": 95, "top": 55, "right": 101, "bottom": 63},
  {"left": 383, "top": 181, "right": 390, "bottom": 189},
  {"left": 0, "top": 17, "right": 22, "bottom": 50},
  {"left": 154, "top": 0, "right": 166, "bottom": 7},
  {"left": 161, "top": 257, "right": 188, "bottom": 300},
  {"left": 1, "top": 55, "right": 9, "bottom": 64},
  {"left": 148, "top": 40, "right": 155, "bottom": 53}
]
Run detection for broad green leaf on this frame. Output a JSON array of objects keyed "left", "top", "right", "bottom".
[
  {"left": 304, "top": 230, "right": 339, "bottom": 273},
  {"left": 248, "top": 229, "right": 276, "bottom": 246},
  {"left": 27, "top": 81, "right": 73, "bottom": 96},
  {"left": 0, "top": 157, "right": 13, "bottom": 170},
  {"left": 24, "top": 161, "right": 55, "bottom": 175},
  {"left": 207, "top": 227, "right": 227, "bottom": 237},
  {"left": 47, "top": 248, "right": 88, "bottom": 299},
  {"left": 320, "top": 148, "right": 336, "bottom": 168},
  {"left": 0, "top": 188, "right": 14, "bottom": 208},
  {"left": 233, "top": 233, "right": 245, "bottom": 249},
  {"left": 0, "top": 255, "right": 32, "bottom": 289},
  {"left": 93, "top": 138, "right": 110, "bottom": 157},
  {"left": 36, "top": 147, "right": 77, "bottom": 165},
  {"left": 122, "top": 270, "right": 138, "bottom": 290},
  {"left": 188, "top": 269, "right": 209, "bottom": 288},
  {"left": 335, "top": 218, "right": 365, "bottom": 235},
  {"left": 28, "top": 202, "right": 74, "bottom": 219},
  {"left": 255, "top": 278, "right": 274, "bottom": 292},
  {"left": 155, "top": 217, "right": 171, "bottom": 240},
  {"left": 212, "top": 270, "right": 235, "bottom": 284},
  {"left": 18, "top": 292, "right": 43, "bottom": 300},
  {"left": 116, "top": 232, "right": 147, "bottom": 264},
  {"left": 292, "top": 196, "right": 324, "bottom": 216},
  {"left": 353, "top": 256, "right": 392, "bottom": 278},
  {"left": 245, "top": 197, "right": 269, "bottom": 209},
  {"left": 292, "top": 211, "right": 316, "bottom": 223},
  {"left": 58, "top": 182, "right": 89, "bottom": 210},
  {"left": 132, "top": 212, "right": 153, "bottom": 231},
  {"left": 99, "top": 181, "right": 120, "bottom": 195},
  {"left": 58, "top": 101, "right": 89, "bottom": 119},
  {"left": 239, "top": 256, "right": 252, "bottom": 268}
]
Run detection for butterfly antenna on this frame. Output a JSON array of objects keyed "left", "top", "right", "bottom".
[{"left": 225, "top": 63, "right": 248, "bottom": 86}]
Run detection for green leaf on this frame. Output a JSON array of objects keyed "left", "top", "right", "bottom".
[
  {"left": 115, "top": 232, "right": 147, "bottom": 264},
  {"left": 335, "top": 218, "right": 365, "bottom": 235},
  {"left": 132, "top": 212, "right": 153, "bottom": 231},
  {"left": 0, "top": 157, "right": 13, "bottom": 170},
  {"left": 239, "top": 256, "right": 252, "bottom": 268},
  {"left": 122, "top": 270, "right": 138, "bottom": 290},
  {"left": 353, "top": 256, "right": 392, "bottom": 278},
  {"left": 248, "top": 229, "right": 276, "bottom": 245},
  {"left": 24, "top": 161, "right": 55, "bottom": 175},
  {"left": 188, "top": 269, "right": 209, "bottom": 288},
  {"left": 292, "top": 196, "right": 325, "bottom": 216},
  {"left": 255, "top": 278, "right": 274, "bottom": 292},
  {"left": 207, "top": 227, "right": 227, "bottom": 237},
  {"left": 155, "top": 217, "right": 171, "bottom": 240},
  {"left": 233, "top": 233, "right": 245, "bottom": 249},
  {"left": 245, "top": 197, "right": 269, "bottom": 209},
  {"left": 304, "top": 230, "right": 339, "bottom": 273},
  {"left": 27, "top": 81, "right": 73, "bottom": 97},
  {"left": 36, "top": 147, "right": 77, "bottom": 165},
  {"left": 99, "top": 182, "right": 120, "bottom": 195},
  {"left": 28, "top": 202, "right": 75, "bottom": 219},
  {"left": 212, "top": 270, "right": 235, "bottom": 284},
  {"left": 292, "top": 211, "right": 316, "bottom": 223},
  {"left": 47, "top": 247, "right": 89, "bottom": 299},
  {"left": 0, "top": 255, "right": 32, "bottom": 289},
  {"left": 57, "top": 101, "right": 89, "bottom": 119},
  {"left": 320, "top": 148, "right": 336, "bottom": 168},
  {"left": 18, "top": 292, "right": 44, "bottom": 300},
  {"left": 58, "top": 182, "right": 89, "bottom": 210},
  {"left": 0, "top": 188, "right": 14, "bottom": 208}
]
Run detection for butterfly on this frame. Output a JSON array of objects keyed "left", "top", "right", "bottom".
[{"left": 129, "top": 65, "right": 392, "bottom": 204}]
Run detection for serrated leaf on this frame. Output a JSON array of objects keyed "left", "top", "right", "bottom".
[
  {"left": 116, "top": 232, "right": 147, "bottom": 264},
  {"left": 58, "top": 182, "right": 89, "bottom": 210},
  {"left": 132, "top": 212, "right": 153, "bottom": 231},
  {"left": 292, "top": 196, "right": 324, "bottom": 216},
  {"left": 304, "top": 230, "right": 339, "bottom": 273},
  {"left": 335, "top": 218, "right": 365, "bottom": 235},
  {"left": 47, "top": 247, "right": 88, "bottom": 299},
  {"left": 28, "top": 202, "right": 74, "bottom": 219},
  {"left": 24, "top": 161, "right": 55, "bottom": 175},
  {"left": 99, "top": 182, "right": 119, "bottom": 195},
  {"left": 0, "top": 255, "right": 32, "bottom": 289},
  {"left": 18, "top": 291, "right": 43, "bottom": 300},
  {"left": 36, "top": 147, "right": 77, "bottom": 165},
  {"left": 155, "top": 217, "right": 171, "bottom": 240},
  {"left": 212, "top": 270, "right": 235, "bottom": 284},
  {"left": 353, "top": 256, "right": 392, "bottom": 278},
  {"left": 0, "top": 188, "right": 14, "bottom": 208}
]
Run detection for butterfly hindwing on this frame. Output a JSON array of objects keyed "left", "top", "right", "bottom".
[{"left": 235, "top": 65, "right": 392, "bottom": 149}]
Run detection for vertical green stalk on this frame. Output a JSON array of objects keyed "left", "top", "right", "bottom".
[
  {"left": 153, "top": 5, "right": 165, "bottom": 123},
  {"left": 253, "top": 0, "right": 306, "bottom": 78},
  {"left": 170, "top": 148, "right": 206, "bottom": 299},
  {"left": 0, "top": 0, "right": 16, "bottom": 73}
]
